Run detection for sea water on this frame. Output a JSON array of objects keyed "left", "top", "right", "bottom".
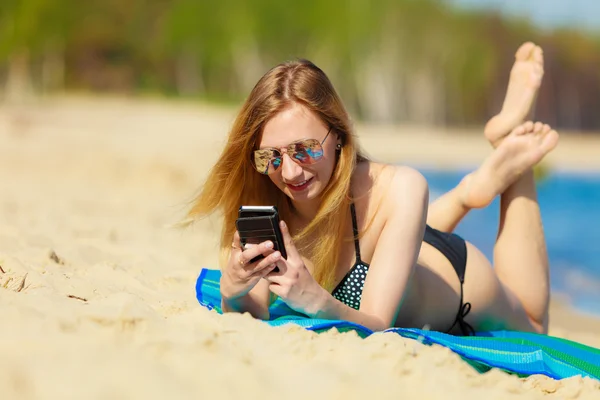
[{"left": 418, "top": 168, "right": 600, "bottom": 317}]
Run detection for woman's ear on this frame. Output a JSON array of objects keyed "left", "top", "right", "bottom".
[{"left": 334, "top": 131, "right": 343, "bottom": 149}]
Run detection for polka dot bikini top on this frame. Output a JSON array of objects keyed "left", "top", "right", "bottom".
[{"left": 331, "top": 203, "right": 370, "bottom": 310}]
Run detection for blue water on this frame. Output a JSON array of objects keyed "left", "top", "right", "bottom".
[{"left": 418, "top": 168, "right": 600, "bottom": 317}]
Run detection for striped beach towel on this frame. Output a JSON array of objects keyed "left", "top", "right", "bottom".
[{"left": 196, "top": 268, "right": 600, "bottom": 380}]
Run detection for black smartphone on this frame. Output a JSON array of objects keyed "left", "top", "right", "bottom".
[{"left": 236, "top": 206, "right": 287, "bottom": 267}]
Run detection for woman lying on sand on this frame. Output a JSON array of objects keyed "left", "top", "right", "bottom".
[{"left": 187, "top": 42, "right": 557, "bottom": 335}]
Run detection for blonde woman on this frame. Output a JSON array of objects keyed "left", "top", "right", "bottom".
[{"left": 188, "top": 43, "right": 557, "bottom": 335}]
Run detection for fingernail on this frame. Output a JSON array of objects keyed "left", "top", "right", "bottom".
[
  {"left": 280, "top": 221, "right": 286, "bottom": 229},
  {"left": 265, "top": 241, "right": 273, "bottom": 249},
  {"left": 272, "top": 252, "right": 280, "bottom": 260}
]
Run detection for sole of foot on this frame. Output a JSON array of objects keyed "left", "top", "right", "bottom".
[
  {"left": 484, "top": 42, "right": 545, "bottom": 148},
  {"left": 461, "top": 121, "right": 559, "bottom": 209}
]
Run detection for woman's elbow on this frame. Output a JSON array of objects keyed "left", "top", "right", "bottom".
[{"left": 360, "top": 312, "right": 393, "bottom": 332}]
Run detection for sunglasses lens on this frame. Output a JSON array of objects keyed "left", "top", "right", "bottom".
[
  {"left": 294, "top": 139, "right": 322, "bottom": 164},
  {"left": 253, "top": 149, "right": 280, "bottom": 174},
  {"left": 271, "top": 156, "right": 282, "bottom": 170}
]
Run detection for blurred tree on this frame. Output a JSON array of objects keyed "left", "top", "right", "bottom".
[
  {"left": 0, "top": 0, "right": 60, "bottom": 101},
  {"left": 0, "top": 0, "right": 598, "bottom": 130}
]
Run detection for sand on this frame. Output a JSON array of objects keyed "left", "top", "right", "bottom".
[{"left": 1, "top": 96, "right": 599, "bottom": 399}]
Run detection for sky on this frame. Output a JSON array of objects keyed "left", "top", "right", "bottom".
[{"left": 449, "top": 0, "right": 600, "bottom": 33}]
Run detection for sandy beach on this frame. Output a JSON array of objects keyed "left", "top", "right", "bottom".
[{"left": 1, "top": 96, "right": 599, "bottom": 399}]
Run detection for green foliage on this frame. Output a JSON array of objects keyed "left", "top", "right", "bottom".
[
  {"left": 1, "top": 0, "right": 598, "bottom": 128},
  {"left": 0, "top": 0, "right": 54, "bottom": 57}
]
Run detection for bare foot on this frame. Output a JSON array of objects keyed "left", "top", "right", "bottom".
[
  {"left": 461, "top": 121, "right": 558, "bottom": 209},
  {"left": 484, "top": 42, "right": 544, "bottom": 147}
]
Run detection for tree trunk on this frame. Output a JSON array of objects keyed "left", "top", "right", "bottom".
[
  {"left": 42, "top": 40, "right": 66, "bottom": 94},
  {"left": 4, "top": 49, "right": 35, "bottom": 104},
  {"left": 175, "top": 48, "right": 203, "bottom": 96},
  {"left": 230, "top": 37, "right": 264, "bottom": 93}
]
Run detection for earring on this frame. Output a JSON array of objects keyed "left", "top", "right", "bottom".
[{"left": 336, "top": 143, "right": 342, "bottom": 150}]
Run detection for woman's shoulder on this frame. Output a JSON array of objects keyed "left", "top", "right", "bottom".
[
  {"left": 354, "top": 161, "right": 428, "bottom": 202},
  {"left": 352, "top": 160, "right": 429, "bottom": 236}
]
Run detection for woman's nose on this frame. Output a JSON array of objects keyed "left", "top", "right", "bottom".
[{"left": 280, "top": 153, "right": 303, "bottom": 181}]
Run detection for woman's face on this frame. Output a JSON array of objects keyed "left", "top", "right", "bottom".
[{"left": 259, "top": 103, "right": 339, "bottom": 203}]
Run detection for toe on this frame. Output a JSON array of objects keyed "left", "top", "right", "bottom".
[
  {"left": 533, "top": 121, "right": 544, "bottom": 133},
  {"left": 532, "top": 45, "right": 544, "bottom": 66},
  {"left": 541, "top": 130, "right": 559, "bottom": 153},
  {"left": 523, "top": 121, "right": 535, "bottom": 132},
  {"left": 516, "top": 42, "right": 536, "bottom": 61},
  {"left": 511, "top": 124, "right": 526, "bottom": 136},
  {"left": 542, "top": 124, "right": 551, "bottom": 134}
]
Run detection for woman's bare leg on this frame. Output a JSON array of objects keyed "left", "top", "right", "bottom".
[
  {"left": 426, "top": 185, "right": 471, "bottom": 233},
  {"left": 493, "top": 169, "right": 552, "bottom": 331},
  {"left": 427, "top": 42, "right": 544, "bottom": 233},
  {"left": 492, "top": 169, "right": 550, "bottom": 332},
  {"left": 460, "top": 121, "right": 558, "bottom": 334},
  {"left": 489, "top": 45, "right": 550, "bottom": 327}
]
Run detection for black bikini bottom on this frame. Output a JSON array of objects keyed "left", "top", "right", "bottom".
[{"left": 423, "top": 225, "right": 475, "bottom": 336}]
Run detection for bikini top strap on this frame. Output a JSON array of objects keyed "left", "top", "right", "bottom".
[{"left": 350, "top": 203, "right": 362, "bottom": 262}]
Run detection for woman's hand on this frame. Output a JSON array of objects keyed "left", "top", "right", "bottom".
[
  {"left": 220, "top": 231, "right": 280, "bottom": 301},
  {"left": 264, "top": 221, "right": 327, "bottom": 316}
]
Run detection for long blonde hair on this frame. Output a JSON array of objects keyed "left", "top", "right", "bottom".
[{"left": 186, "top": 59, "right": 368, "bottom": 291}]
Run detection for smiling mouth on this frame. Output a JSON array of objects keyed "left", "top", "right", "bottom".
[{"left": 286, "top": 177, "right": 313, "bottom": 191}]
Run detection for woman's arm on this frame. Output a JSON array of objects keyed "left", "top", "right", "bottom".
[
  {"left": 311, "top": 167, "right": 429, "bottom": 331},
  {"left": 221, "top": 278, "right": 271, "bottom": 320},
  {"left": 220, "top": 235, "right": 280, "bottom": 320}
]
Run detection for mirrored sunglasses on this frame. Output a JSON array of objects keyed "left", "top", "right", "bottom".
[{"left": 252, "top": 128, "right": 332, "bottom": 175}]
